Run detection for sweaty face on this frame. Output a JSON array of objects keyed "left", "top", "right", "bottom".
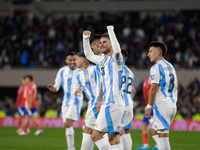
[
  {"left": 75, "top": 56, "right": 82, "bottom": 68},
  {"left": 100, "top": 37, "right": 112, "bottom": 54},
  {"left": 147, "top": 46, "right": 159, "bottom": 63},
  {"left": 66, "top": 55, "right": 76, "bottom": 69}
]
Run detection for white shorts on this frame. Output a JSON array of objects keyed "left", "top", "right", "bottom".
[
  {"left": 123, "top": 106, "right": 133, "bottom": 129},
  {"left": 152, "top": 107, "right": 176, "bottom": 133},
  {"left": 61, "top": 104, "right": 82, "bottom": 122},
  {"left": 85, "top": 106, "right": 97, "bottom": 129},
  {"left": 94, "top": 103, "right": 124, "bottom": 135}
]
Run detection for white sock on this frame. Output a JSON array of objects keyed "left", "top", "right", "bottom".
[
  {"left": 152, "top": 134, "right": 159, "bottom": 144},
  {"left": 95, "top": 138, "right": 111, "bottom": 150},
  {"left": 81, "top": 133, "right": 93, "bottom": 150},
  {"left": 125, "top": 133, "right": 132, "bottom": 150},
  {"left": 158, "top": 137, "right": 171, "bottom": 150},
  {"left": 120, "top": 134, "right": 128, "bottom": 150},
  {"left": 90, "top": 141, "right": 94, "bottom": 150},
  {"left": 65, "top": 127, "right": 75, "bottom": 149},
  {"left": 111, "top": 143, "right": 123, "bottom": 150}
]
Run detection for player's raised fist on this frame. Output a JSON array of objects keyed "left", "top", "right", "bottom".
[{"left": 83, "top": 31, "right": 91, "bottom": 36}]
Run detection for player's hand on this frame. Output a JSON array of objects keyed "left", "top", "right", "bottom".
[
  {"left": 107, "top": 25, "right": 114, "bottom": 30},
  {"left": 47, "top": 84, "right": 56, "bottom": 92},
  {"left": 75, "top": 89, "right": 82, "bottom": 97},
  {"left": 83, "top": 31, "right": 91, "bottom": 37},
  {"left": 145, "top": 108, "right": 151, "bottom": 119}
]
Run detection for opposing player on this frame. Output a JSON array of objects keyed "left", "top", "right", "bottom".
[
  {"left": 73, "top": 51, "right": 99, "bottom": 150},
  {"left": 47, "top": 52, "right": 83, "bottom": 150},
  {"left": 145, "top": 41, "right": 178, "bottom": 150},
  {"left": 136, "top": 76, "right": 158, "bottom": 150},
  {"left": 120, "top": 49, "right": 135, "bottom": 150},
  {"left": 16, "top": 76, "right": 27, "bottom": 135},
  {"left": 24, "top": 75, "right": 43, "bottom": 135},
  {"left": 83, "top": 25, "right": 124, "bottom": 149}
]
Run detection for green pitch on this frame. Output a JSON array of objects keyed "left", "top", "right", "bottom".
[{"left": 0, "top": 127, "right": 200, "bottom": 150}]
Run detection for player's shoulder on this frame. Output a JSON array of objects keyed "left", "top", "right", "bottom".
[{"left": 58, "top": 65, "right": 68, "bottom": 72}]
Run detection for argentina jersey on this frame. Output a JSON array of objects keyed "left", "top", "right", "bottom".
[
  {"left": 100, "top": 54, "right": 124, "bottom": 106},
  {"left": 121, "top": 65, "right": 134, "bottom": 108},
  {"left": 54, "top": 66, "right": 83, "bottom": 106},
  {"left": 150, "top": 59, "right": 178, "bottom": 109},
  {"left": 74, "top": 65, "right": 99, "bottom": 117}
]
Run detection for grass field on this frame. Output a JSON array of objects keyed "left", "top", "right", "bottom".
[{"left": 0, "top": 127, "right": 200, "bottom": 150}]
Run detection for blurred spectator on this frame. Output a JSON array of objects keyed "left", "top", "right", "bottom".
[{"left": 0, "top": 12, "right": 200, "bottom": 68}]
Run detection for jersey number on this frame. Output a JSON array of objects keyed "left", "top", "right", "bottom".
[
  {"left": 101, "top": 67, "right": 105, "bottom": 76},
  {"left": 168, "top": 73, "right": 175, "bottom": 92},
  {"left": 121, "top": 76, "right": 133, "bottom": 94}
]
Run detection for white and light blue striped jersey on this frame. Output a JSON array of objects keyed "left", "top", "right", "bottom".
[
  {"left": 53, "top": 66, "right": 83, "bottom": 106},
  {"left": 150, "top": 59, "right": 178, "bottom": 109},
  {"left": 73, "top": 65, "right": 100, "bottom": 118},
  {"left": 100, "top": 54, "right": 124, "bottom": 106},
  {"left": 121, "top": 65, "right": 134, "bottom": 108}
]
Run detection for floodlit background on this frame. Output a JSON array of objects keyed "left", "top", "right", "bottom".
[{"left": 0, "top": 0, "right": 200, "bottom": 126}]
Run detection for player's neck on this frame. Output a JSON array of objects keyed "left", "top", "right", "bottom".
[
  {"left": 104, "top": 49, "right": 113, "bottom": 58},
  {"left": 81, "top": 63, "right": 89, "bottom": 71},
  {"left": 155, "top": 56, "right": 164, "bottom": 63}
]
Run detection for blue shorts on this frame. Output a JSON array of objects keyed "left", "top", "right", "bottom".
[
  {"left": 142, "top": 109, "right": 153, "bottom": 124},
  {"left": 31, "top": 108, "right": 37, "bottom": 115},
  {"left": 17, "top": 107, "right": 31, "bottom": 116}
]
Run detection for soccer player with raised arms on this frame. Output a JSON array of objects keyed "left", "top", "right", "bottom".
[
  {"left": 83, "top": 25, "right": 124, "bottom": 150},
  {"left": 145, "top": 41, "right": 178, "bottom": 150},
  {"left": 47, "top": 52, "right": 83, "bottom": 150}
]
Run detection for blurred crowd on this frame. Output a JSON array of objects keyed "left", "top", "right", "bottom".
[
  {"left": 0, "top": 11, "right": 200, "bottom": 68},
  {"left": 0, "top": 77, "right": 200, "bottom": 120}
]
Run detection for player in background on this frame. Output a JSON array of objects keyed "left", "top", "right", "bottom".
[
  {"left": 83, "top": 25, "right": 124, "bottom": 149},
  {"left": 24, "top": 75, "right": 43, "bottom": 135},
  {"left": 136, "top": 77, "right": 158, "bottom": 150},
  {"left": 73, "top": 51, "right": 99, "bottom": 150},
  {"left": 120, "top": 49, "right": 135, "bottom": 150},
  {"left": 47, "top": 52, "right": 83, "bottom": 150},
  {"left": 90, "top": 34, "right": 103, "bottom": 114},
  {"left": 145, "top": 41, "right": 178, "bottom": 150},
  {"left": 16, "top": 76, "right": 27, "bottom": 135}
]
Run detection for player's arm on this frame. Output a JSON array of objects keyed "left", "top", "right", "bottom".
[
  {"left": 16, "top": 87, "right": 21, "bottom": 108},
  {"left": 83, "top": 31, "right": 103, "bottom": 65},
  {"left": 28, "top": 94, "right": 33, "bottom": 109},
  {"left": 73, "top": 75, "right": 82, "bottom": 96},
  {"left": 145, "top": 66, "right": 160, "bottom": 119},
  {"left": 47, "top": 69, "right": 61, "bottom": 92},
  {"left": 107, "top": 25, "right": 123, "bottom": 65}
]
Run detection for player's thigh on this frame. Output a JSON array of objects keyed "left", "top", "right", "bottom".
[
  {"left": 152, "top": 108, "right": 176, "bottom": 132},
  {"left": 124, "top": 107, "right": 133, "bottom": 129},
  {"left": 85, "top": 106, "right": 96, "bottom": 130}
]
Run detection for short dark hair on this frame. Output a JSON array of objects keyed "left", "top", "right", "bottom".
[
  {"left": 25, "top": 75, "right": 33, "bottom": 81},
  {"left": 149, "top": 41, "right": 168, "bottom": 57},
  {"left": 90, "top": 34, "right": 101, "bottom": 45},
  {"left": 76, "top": 51, "right": 86, "bottom": 59},
  {"left": 101, "top": 33, "right": 109, "bottom": 39},
  {"left": 66, "top": 51, "right": 76, "bottom": 57},
  {"left": 121, "top": 48, "right": 128, "bottom": 60}
]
